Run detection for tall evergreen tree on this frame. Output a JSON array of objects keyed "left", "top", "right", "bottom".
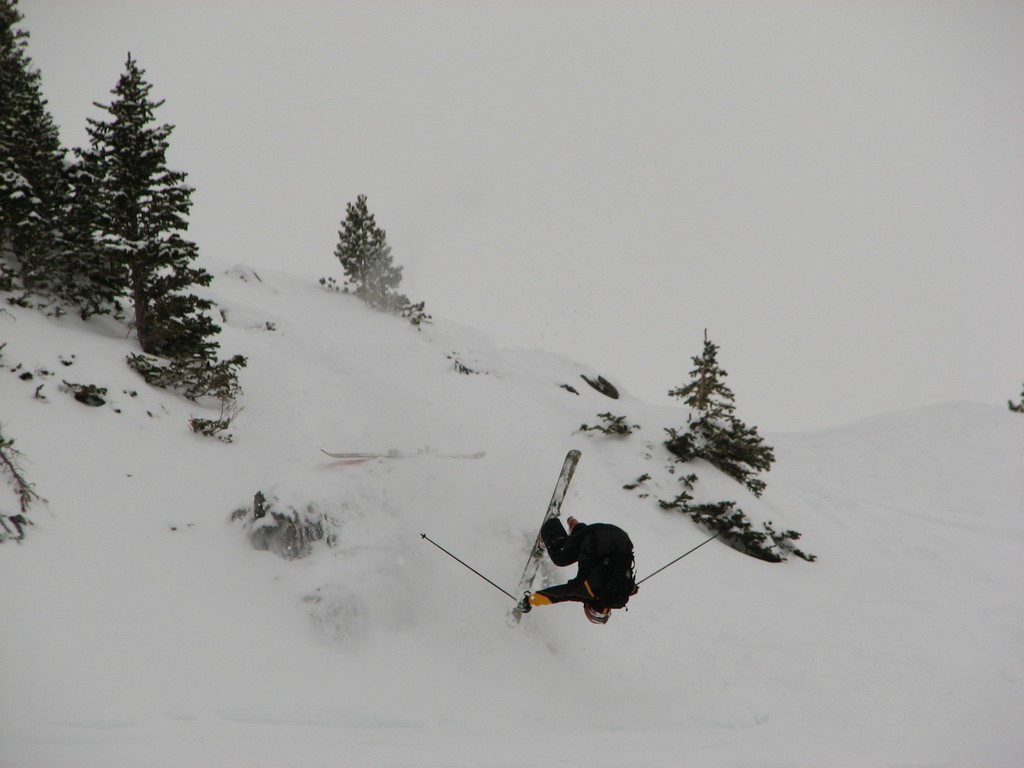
[
  {"left": 78, "top": 54, "right": 216, "bottom": 358},
  {"left": 0, "top": 0, "right": 67, "bottom": 292},
  {"left": 77, "top": 54, "right": 245, "bottom": 408},
  {"left": 665, "top": 330, "right": 775, "bottom": 496},
  {"left": 333, "top": 194, "right": 403, "bottom": 307}
]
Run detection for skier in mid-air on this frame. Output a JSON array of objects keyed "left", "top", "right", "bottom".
[{"left": 519, "top": 516, "right": 637, "bottom": 624}]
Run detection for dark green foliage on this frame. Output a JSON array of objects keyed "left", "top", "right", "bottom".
[
  {"left": 666, "top": 330, "right": 774, "bottom": 496},
  {"left": 685, "top": 500, "right": 781, "bottom": 562},
  {"left": 622, "top": 473, "right": 651, "bottom": 491},
  {"left": 127, "top": 352, "right": 245, "bottom": 404},
  {"left": 667, "top": 331, "right": 735, "bottom": 414},
  {"left": 658, "top": 331, "right": 812, "bottom": 562},
  {"left": 334, "top": 195, "right": 401, "bottom": 303},
  {"left": 1, "top": 28, "right": 242, "bottom": 433},
  {"left": 1010, "top": 383, "right": 1023, "bottom": 413},
  {"left": 332, "top": 195, "right": 430, "bottom": 327},
  {"left": 0, "top": 0, "right": 68, "bottom": 296},
  {"left": 580, "top": 412, "right": 639, "bottom": 436},
  {"left": 78, "top": 54, "right": 219, "bottom": 355},
  {"left": 60, "top": 380, "right": 107, "bottom": 407},
  {"left": 658, "top": 489, "right": 694, "bottom": 511},
  {"left": 656, "top": 473, "right": 814, "bottom": 562},
  {"left": 398, "top": 297, "right": 431, "bottom": 328},
  {"left": 76, "top": 55, "right": 246, "bottom": 418},
  {"left": 656, "top": 472, "right": 697, "bottom": 510},
  {"left": 0, "top": 1, "right": 112, "bottom": 316},
  {"left": 50, "top": 160, "right": 122, "bottom": 316},
  {"left": 687, "top": 504, "right": 817, "bottom": 562},
  {"left": 763, "top": 520, "right": 816, "bottom": 562}
]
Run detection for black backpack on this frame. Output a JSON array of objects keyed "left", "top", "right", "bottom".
[{"left": 583, "top": 524, "right": 637, "bottom": 609}]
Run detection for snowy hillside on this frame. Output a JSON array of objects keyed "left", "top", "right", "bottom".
[{"left": 1, "top": 263, "right": 1022, "bottom": 768}]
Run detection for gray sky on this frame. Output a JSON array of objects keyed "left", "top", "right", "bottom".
[{"left": 22, "top": 0, "right": 1024, "bottom": 431}]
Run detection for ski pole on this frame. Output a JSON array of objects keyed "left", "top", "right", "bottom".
[
  {"left": 420, "top": 533, "right": 517, "bottom": 601},
  {"left": 636, "top": 532, "right": 722, "bottom": 586}
]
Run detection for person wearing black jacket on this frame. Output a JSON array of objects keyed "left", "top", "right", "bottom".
[{"left": 519, "top": 516, "right": 637, "bottom": 624}]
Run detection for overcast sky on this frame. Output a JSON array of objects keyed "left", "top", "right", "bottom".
[{"left": 21, "top": 1, "right": 1024, "bottom": 432}]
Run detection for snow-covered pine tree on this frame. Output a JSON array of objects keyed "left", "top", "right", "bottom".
[
  {"left": 77, "top": 53, "right": 217, "bottom": 357},
  {"left": 665, "top": 330, "right": 774, "bottom": 496},
  {"left": 332, "top": 195, "right": 430, "bottom": 326},
  {"left": 0, "top": 0, "right": 67, "bottom": 294},
  {"left": 80, "top": 55, "right": 244, "bottom": 404},
  {"left": 54, "top": 158, "right": 124, "bottom": 317}
]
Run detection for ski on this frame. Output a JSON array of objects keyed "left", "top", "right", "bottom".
[
  {"left": 508, "top": 449, "right": 581, "bottom": 625},
  {"left": 321, "top": 448, "right": 485, "bottom": 460}
]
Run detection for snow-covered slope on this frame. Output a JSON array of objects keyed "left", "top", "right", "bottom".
[{"left": 1, "top": 265, "right": 1022, "bottom": 767}]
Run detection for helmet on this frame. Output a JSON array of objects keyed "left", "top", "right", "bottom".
[{"left": 584, "top": 603, "right": 610, "bottom": 625}]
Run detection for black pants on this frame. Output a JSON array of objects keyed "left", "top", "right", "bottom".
[
  {"left": 540, "top": 517, "right": 575, "bottom": 563},
  {"left": 535, "top": 518, "right": 594, "bottom": 604}
]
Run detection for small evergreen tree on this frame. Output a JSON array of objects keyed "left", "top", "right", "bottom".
[
  {"left": 580, "top": 412, "right": 639, "bottom": 436},
  {"left": 656, "top": 331, "right": 811, "bottom": 562},
  {"left": 334, "top": 195, "right": 402, "bottom": 306},
  {"left": 332, "top": 195, "right": 430, "bottom": 326},
  {"left": 1010, "top": 383, "right": 1024, "bottom": 414},
  {"left": 0, "top": 0, "right": 68, "bottom": 294},
  {"left": 665, "top": 330, "right": 775, "bottom": 496}
]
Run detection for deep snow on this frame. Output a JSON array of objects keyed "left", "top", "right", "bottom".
[{"left": 1, "top": 264, "right": 1022, "bottom": 767}]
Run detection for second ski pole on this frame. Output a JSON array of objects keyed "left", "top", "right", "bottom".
[
  {"left": 421, "top": 533, "right": 517, "bottom": 601},
  {"left": 637, "top": 532, "right": 722, "bottom": 586}
]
